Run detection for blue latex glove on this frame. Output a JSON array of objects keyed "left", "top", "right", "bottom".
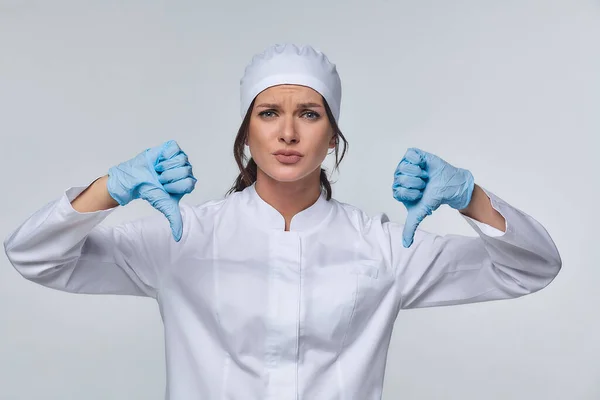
[
  {"left": 107, "top": 140, "right": 197, "bottom": 242},
  {"left": 392, "top": 148, "right": 474, "bottom": 248}
]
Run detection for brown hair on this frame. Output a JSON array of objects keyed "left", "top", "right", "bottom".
[{"left": 225, "top": 96, "right": 348, "bottom": 201}]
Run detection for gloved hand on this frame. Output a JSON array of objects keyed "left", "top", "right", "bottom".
[
  {"left": 392, "top": 148, "right": 474, "bottom": 248},
  {"left": 107, "top": 140, "right": 197, "bottom": 242}
]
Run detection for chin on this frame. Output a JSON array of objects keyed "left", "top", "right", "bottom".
[
  {"left": 262, "top": 165, "right": 315, "bottom": 183},
  {"left": 264, "top": 171, "right": 308, "bottom": 183}
]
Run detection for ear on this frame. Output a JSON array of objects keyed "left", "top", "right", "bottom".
[{"left": 328, "top": 133, "right": 337, "bottom": 148}]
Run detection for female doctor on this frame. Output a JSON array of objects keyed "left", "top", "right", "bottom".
[{"left": 4, "top": 43, "right": 562, "bottom": 399}]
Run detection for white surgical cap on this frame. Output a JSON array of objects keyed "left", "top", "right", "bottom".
[{"left": 240, "top": 43, "right": 342, "bottom": 122}]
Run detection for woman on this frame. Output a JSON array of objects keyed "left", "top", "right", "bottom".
[{"left": 4, "top": 43, "right": 561, "bottom": 399}]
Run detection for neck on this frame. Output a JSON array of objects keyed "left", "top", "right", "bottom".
[{"left": 254, "top": 168, "right": 322, "bottom": 229}]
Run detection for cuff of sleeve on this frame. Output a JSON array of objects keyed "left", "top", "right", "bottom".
[
  {"left": 460, "top": 186, "right": 508, "bottom": 238},
  {"left": 64, "top": 175, "right": 119, "bottom": 216}
]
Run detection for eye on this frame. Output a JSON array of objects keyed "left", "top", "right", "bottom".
[
  {"left": 302, "top": 110, "right": 321, "bottom": 120},
  {"left": 258, "top": 110, "right": 277, "bottom": 118}
]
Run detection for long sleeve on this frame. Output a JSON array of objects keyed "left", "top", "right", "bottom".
[
  {"left": 384, "top": 186, "right": 562, "bottom": 310},
  {"left": 3, "top": 176, "right": 177, "bottom": 298}
]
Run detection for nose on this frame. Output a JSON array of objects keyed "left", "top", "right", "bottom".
[{"left": 278, "top": 114, "right": 299, "bottom": 144}]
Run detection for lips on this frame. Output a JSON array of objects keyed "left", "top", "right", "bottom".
[
  {"left": 274, "top": 150, "right": 303, "bottom": 157},
  {"left": 274, "top": 154, "right": 302, "bottom": 164}
]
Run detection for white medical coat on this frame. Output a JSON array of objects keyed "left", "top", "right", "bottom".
[{"left": 3, "top": 176, "right": 562, "bottom": 399}]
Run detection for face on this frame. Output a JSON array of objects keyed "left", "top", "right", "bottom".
[{"left": 246, "top": 84, "right": 336, "bottom": 185}]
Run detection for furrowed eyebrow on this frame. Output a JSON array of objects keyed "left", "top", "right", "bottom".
[{"left": 256, "top": 102, "right": 323, "bottom": 109}]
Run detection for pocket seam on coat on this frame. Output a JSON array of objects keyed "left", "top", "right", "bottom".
[{"left": 350, "top": 262, "right": 380, "bottom": 279}]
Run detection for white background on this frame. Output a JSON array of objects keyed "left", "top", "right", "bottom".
[{"left": 1, "top": 0, "right": 598, "bottom": 398}]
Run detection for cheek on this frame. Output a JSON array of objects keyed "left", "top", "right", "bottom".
[
  {"left": 247, "top": 128, "right": 264, "bottom": 153},
  {"left": 247, "top": 136, "right": 275, "bottom": 167},
  {"left": 248, "top": 120, "right": 275, "bottom": 145}
]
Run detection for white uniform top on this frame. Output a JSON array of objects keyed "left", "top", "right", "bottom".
[{"left": 4, "top": 176, "right": 561, "bottom": 400}]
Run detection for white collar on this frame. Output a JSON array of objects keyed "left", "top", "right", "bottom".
[{"left": 241, "top": 182, "right": 333, "bottom": 233}]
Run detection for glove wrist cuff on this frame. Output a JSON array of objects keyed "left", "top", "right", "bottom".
[
  {"left": 107, "top": 167, "right": 137, "bottom": 206},
  {"left": 449, "top": 170, "right": 475, "bottom": 210}
]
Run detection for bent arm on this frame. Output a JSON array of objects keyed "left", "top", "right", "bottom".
[
  {"left": 4, "top": 176, "right": 173, "bottom": 298},
  {"left": 384, "top": 186, "right": 562, "bottom": 309}
]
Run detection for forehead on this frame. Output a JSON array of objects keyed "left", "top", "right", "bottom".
[{"left": 255, "top": 84, "right": 322, "bottom": 103}]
